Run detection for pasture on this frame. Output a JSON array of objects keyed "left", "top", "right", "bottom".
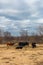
[{"left": 0, "top": 44, "right": 43, "bottom": 65}]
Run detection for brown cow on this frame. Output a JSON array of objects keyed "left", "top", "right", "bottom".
[
  {"left": 32, "top": 42, "right": 36, "bottom": 48},
  {"left": 7, "top": 42, "right": 14, "bottom": 48}
]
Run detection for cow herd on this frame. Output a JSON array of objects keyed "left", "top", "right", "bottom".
[
  {"left": 16, "top": 42, "right": 29, "bottom": 49},
  {"left": 6, "top": 41, "right": 37, "bottom": 49},
  {"left": 16, "top": 42, "right": 36, "bottom": 49}
]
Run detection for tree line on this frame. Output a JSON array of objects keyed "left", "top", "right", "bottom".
[{"left": 0, "top": 25, "right": 43, "bottom": 44}]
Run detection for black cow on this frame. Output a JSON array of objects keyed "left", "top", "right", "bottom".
[
  {"left": 19, "top": 42, "right": 29, "bottom": 47},
  {"left": 16, "top": 46, "right": 23, "bottom": 49},
  {"left": 32, "top": 42, "right": 36, "bottom": 48},
  {"left": 16, "top": 42, "right": 29, "bottom": 49}
]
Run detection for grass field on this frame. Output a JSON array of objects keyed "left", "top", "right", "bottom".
[{"left": 0, "top": 44, "right": 43, "bottom": 65}]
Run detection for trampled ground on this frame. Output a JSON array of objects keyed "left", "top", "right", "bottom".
[{"left": 0, "top": 44, "right": 43, "bottom": 65}]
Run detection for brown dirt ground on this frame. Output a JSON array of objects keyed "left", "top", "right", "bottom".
[{"left": 0, "top": 44, "right": 43, "bottom": 65}]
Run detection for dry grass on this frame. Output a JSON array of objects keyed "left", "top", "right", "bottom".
[{"left": 0, "top": 44, "right": 43, "bottom": 65}]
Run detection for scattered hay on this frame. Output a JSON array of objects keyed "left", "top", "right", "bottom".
[
  {"left": 5, "top": 61, "right": 10, "bottom": 63},
  {"left": 2, "top": 57, "right": 10, "bottom": 60},
  {"left": 36, "top": 61, "right": 43, "bottom": 65},
  {"left": 12, "top": 57, "right": 15, "bottom": 59}
]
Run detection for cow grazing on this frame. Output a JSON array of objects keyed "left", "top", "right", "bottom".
[
  {"left": 7, "top": 42, "right": 14, "bottom": 47},
  {"left": 16, "top": 46, "right": 23, "bottom": 49},
  {"left": 19, "top": 42, "right": 29, "bottom": 47},
  {"left": 32, "top": 42, "right": 36, "bottom": 48},
  {"left": 16, "top": 42, "right": 29, "bottom": 49}
]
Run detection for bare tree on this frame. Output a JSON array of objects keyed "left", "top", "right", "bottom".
[
  {"left": 0, "top": 29, "right": 4, "bottom": 37},
  {"left": 37, "top": 25, "right": 43, "bottom": 43},
  {"left": 38, "top": 25, "right": 43, "bottom": 36},
  {"left": 20, "top": 29, "right": 29, "bottom": 41},
  {"left": 4, "top": 31, "right": 12, "bottom": 42},
  {"left": 0, "top": 29, "right": 2, "bottom": 37},
  {"left": 0, "top": 29, "right": 4, "bottom": 44},
  {"left": 30, "top": 32, "right": 39, "bottom": 43},
  {"left": 4, "top": 31, "right": 11, "bottom": 37}
]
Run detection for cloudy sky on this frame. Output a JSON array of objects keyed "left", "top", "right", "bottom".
[{"left": 0, "top": 0, "right": 43, "bottom": 36}]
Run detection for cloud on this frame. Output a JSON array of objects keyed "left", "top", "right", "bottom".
[
  {"left": 0, "top": 0, "right": 43, "bottom": 20},
  {"left": 35, "top": 18, "right": 43, "bottom": 23},
  {"left": 0, "top": 0, "right": 43, "bottom": 36},
  {"left": 0, "top": 9, "right": 31, "bottom": 20}
]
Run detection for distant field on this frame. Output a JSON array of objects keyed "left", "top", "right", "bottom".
[{"left": 0, "top": 44, "right": 43, "bottom": 65}]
